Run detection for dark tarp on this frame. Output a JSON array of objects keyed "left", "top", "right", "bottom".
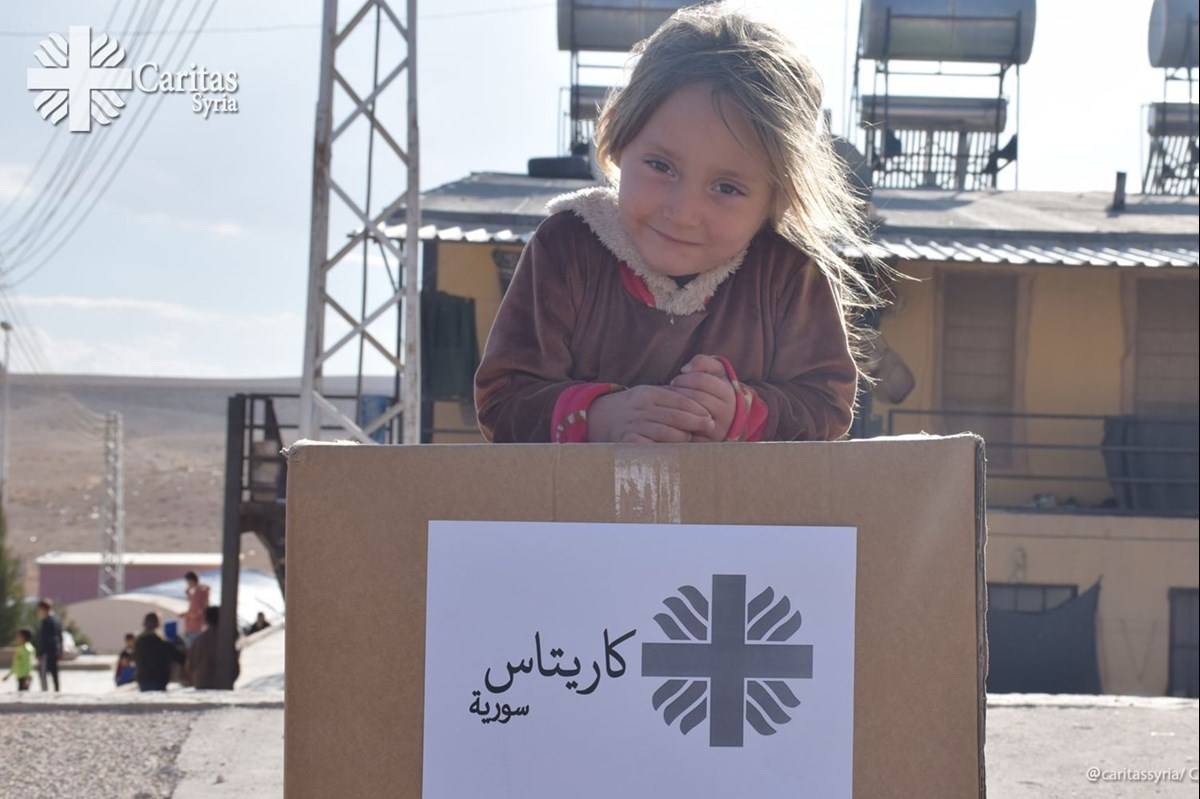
[
  {"left": 1103, "top": 416, "right": 1199, "bottom": 515},
  {"left": 1169, "top": 588, "right": 1199, "bottom": 698},
  {"left": 987, "top": 581, "right": 1102, "bottom": 694},
  {"left": 421, "top": 291, "right": 479, "bottom": 402}
]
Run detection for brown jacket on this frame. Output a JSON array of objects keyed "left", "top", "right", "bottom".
[
  {"left": 187, "top": 627, "right": 239, "bottom": 689},
  {"left": 475, "top": 195, "right": 856, "bottom": 443}
]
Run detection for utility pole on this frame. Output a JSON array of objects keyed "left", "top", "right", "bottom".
[
  {"left": 298, "top": 0, "right": 421, "bottom": 444},
  {"left": 99, "top": 411, "right": 125, "bottom": 596},
  {"left": 1, "top": 321, "right": 11, "bottom": 508}
]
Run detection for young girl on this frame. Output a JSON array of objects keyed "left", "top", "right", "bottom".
[{"left": 475, "top": 6, "right": 878, "bottom": 443}]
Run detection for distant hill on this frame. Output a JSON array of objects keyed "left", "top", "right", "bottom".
[{"left": 6, "top": 374, "right": 395, "bottom": 597}]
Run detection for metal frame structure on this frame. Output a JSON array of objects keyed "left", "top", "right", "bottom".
[
  {"left": 220, "top": 0, "right": 420, "bottom": 690},
  {"left": 99, "top": 411, "right": 125, "bottom": 596},
  {"left": 299, "top": 0, "right": 421, "bottom": 445},
  {"left": 561, "top": 54, "right": 621, "bottom": 157},
  {"left": 854, "top": 9, "right": 1024, "bottom": 191}
]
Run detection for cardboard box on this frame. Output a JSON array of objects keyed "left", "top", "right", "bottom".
[{"left": 285, "top": 436, "right": 987, "bottom": 798}]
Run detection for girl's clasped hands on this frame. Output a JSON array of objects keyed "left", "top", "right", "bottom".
[{"left": 586, "top": 354, "right": 736, "bottom": 443}]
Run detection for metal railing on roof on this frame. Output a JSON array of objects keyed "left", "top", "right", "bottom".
[{"left": 886, "top": 408, "right": 1199, "bottom": 517}]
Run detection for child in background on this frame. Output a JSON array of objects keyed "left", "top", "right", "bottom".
[
  {"left": 2, "top": 628, "right": 37, "bottom": 691},
  {"left": 114, "top": 651, "right": 136, "bottom": 687},
  {"left": 114, "top": 631, "right": 137, "bottom": 686},
  {"left": 475, "top": 6, "right": 880, "bottom": 444},
  {"left": 183, "top": 571, "right": 210, "bottom": 647}
]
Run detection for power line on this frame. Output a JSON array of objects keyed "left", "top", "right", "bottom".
[
  {"left": 0, "top": 1, "right": 555, "bottom": 37},
  {"left": 0, "top": 0, "right": 166, "bottom": 376},
  {"left": 1, "top": 0, "right": 211, "bottom": 287},
  {"left": 0, "top": 0, "right": 167, "bottom": 258},
  {"left": 0, "top": 0, "right": 143, "bottom": 240},
  {"left": 0, "top": 0, "right": 161, "bottom": 248},
  {"left": 0, "top": 0, "right": 217, "bottom": 388},
  {"left": 0, "top": 0, "right": 128, "bottom": 228},
  {"left": 0, "top": 23, "right": 312, "bottom": 37},
  {"left": 0, "top": 289, "right": 57, "bottom": 373}
]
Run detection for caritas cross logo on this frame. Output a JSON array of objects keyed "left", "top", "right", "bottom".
[
  {"left": 642, "top": 574, "right": 815, "bottom": 747},
  {"left": 26, "top": 27, "right": 133, "bottom": 132}
]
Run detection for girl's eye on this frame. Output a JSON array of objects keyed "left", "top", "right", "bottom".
[
  {"left": 645, "top": 159, "right": 671, "bottom": 174},
  {"left": 715, "top": 183, "right": 744, "bottom": 196}
]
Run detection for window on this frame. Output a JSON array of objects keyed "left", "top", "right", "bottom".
[
  {"left": 941, "top": 274, "right": 1019, "bottom": 467},
  {"left": 987, "top": 583, "right": 1077, "bottom": 613},
  {"left": 1135, "top": 280, "right": 1199, "bottom": 418}
]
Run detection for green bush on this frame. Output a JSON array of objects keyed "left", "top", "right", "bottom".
[{"left": 0, "top": 504, "right": 25, "bottom": 647}]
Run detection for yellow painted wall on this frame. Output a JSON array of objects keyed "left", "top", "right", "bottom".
[
  {"left": 878, "top": 263, "right": 1198, "bottom": 509},
  {"left": 879, "top": 262, "right": 939, "bottom": 411},
  {"left": 428, "top": 241, "right": 523, "bottom": 443},
  {"left": 988, "top": 511, "right": 1199, "bottom": 695}
]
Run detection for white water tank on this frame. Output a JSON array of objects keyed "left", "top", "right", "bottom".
[
  {"left": 1148, "top": 0, "right": 1199, "bottom": 68},
  {"left": 558, "top": 0, "right": 688, "bottom": 52},
  {"left": 1147, "top": 102, "right": 1199, "bottom": 136},
  {"left": 861, "top": 95, "right": 1007, "bottom": 132},
  {"left": 859, "top": 0, "right": 1036, "bottom": 64}
]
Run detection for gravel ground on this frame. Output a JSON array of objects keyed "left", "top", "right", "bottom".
[
  {"left": 0, "top": 692, "right": 1194, "bottom": 797},
  {"left": 0, "top": 709, "right": 201, "bottom": 799}
]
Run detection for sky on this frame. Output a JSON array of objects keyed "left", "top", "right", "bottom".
[{"left": 0, "top": 0, "right": 1182, "bottom": 378}]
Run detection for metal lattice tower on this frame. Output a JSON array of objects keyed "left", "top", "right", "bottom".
[
  {"left": 299, "top": 0, "right": 421, "bottom": 443},
  {"left": 99, "top": 411, "right": 125, "bottom": 597}
]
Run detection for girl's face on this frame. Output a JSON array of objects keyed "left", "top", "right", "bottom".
[{"left": 617, "top": 82, "right": 774, "bottom": 277}]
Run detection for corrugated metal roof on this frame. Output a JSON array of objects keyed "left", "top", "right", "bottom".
[
  {"left": 863, "top": 235, "right": 1198, "bottom": 268},
  {"left": 386, "top": 222, "right": 536, "bottom": 243},
  {"left": 383, "top": 172, "right": 1199, "bottom": 268}
]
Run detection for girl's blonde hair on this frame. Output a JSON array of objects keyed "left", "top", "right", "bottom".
[{"left": 595, "top": 5, "right": 883, "bottom": 326}]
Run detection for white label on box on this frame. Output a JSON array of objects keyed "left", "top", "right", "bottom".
[{"left": 423, "top": 521, "right": 857, "bottom": 798}]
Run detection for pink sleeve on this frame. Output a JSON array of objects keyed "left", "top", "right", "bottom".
[
  {"left": 714, "top": 356, "right": 769, "bottom": 442},
  {"left": 551, "top": 383, "right": 625, "bottom": 443}
]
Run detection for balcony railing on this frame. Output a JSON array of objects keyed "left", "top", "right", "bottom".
[{"left": 886, "top": 409, "right": 1199, "bottom": 518}]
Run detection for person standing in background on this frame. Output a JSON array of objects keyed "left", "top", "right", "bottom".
[
  {"left": 134, "top": 612, "right": 185, "bottom": 692},
  {"left": 183, "top": 571, "right": 210, "bottom": 647},
  {"left": 35, "top": 599, "right": 63, "bottom": 692},
  {"left": 188, "top": 606, "right": 238, "bottom": 689}
]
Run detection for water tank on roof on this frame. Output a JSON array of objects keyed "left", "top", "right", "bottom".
[
  {"left": 1147, "top": 102, "right": 1200, "bottom": 136},
  {"left": 860, "top": 95, "right": 1007, "bottom": 131},
  {"left": 558, "top": 0, "right": 688, "bottom": 52},
  {"left": 570, "top": 85, "right": 611, "bottom": 122},
  {"left": 859, "top": 0, "right": 1036, "bottom": 64},
  {"left": 859, "top": 94, "right": 1008, "bottom": 130},
  {"left": 1148, "top": 0, "right": 1199, "bottom": 68}
]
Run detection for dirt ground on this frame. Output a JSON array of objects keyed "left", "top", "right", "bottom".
[{"left": 986, "top": 695, "right": 1199, "bottom": 797}]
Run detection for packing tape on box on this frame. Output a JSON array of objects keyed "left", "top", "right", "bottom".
[{"left": 613, "top": 448, "right": 682, "bottom": 523}]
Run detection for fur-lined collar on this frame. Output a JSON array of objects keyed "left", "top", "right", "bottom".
[{"left": 546, "top": 186, "right": 746, "bottom": 316}]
